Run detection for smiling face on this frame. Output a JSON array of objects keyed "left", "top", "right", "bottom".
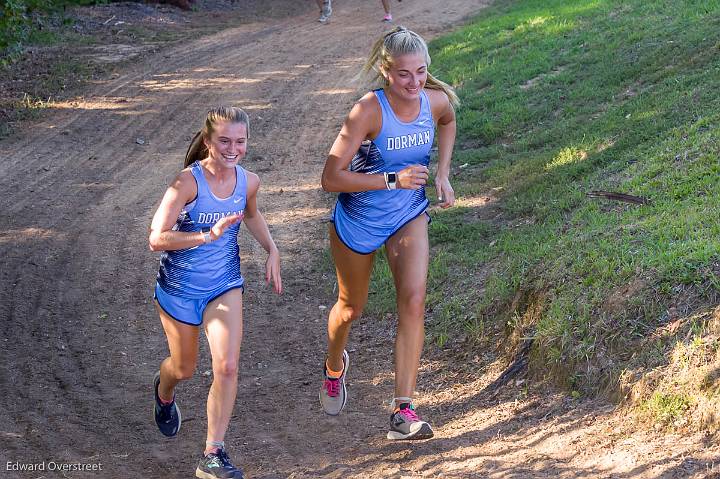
[
  {"left": 204, "top": 121, "right": 248, "bottom": 169},
  {"left": 383, "top": 52, "right": 427, "bottom": 101}
]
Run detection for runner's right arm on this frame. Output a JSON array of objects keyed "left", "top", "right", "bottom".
[
  {"left": 148, "top": 170, "right": 242, "bottom": 251},
  {"left": 321, "top": 93, "right": 429, "bottom": 193}
]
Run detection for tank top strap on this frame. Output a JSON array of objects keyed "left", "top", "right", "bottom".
[
  {"left": 234, "top": 165, "right": 248, "bottom": 199},
  {"left": 189, "top": 161, "right": 211, "bottom": 198},
  {"left": 419, "top": 89, "right": 432, "bottom": 121},
  {"left": 373, "top": 89, "right": 396, "bottom": 127}
]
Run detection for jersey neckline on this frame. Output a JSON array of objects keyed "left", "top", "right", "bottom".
[
  {"left": 375, "top": 88, "right": 427, "bottom": 126},
  {"left": 195, "top": 161, "right": 240, "bottom": 202}
]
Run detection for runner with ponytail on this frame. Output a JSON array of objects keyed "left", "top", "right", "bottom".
[
  {"left": 149, "top": 106, "right": 282, "bottom": 478},
  {"left": 319, "top": 26, "right": 458, "bottom": 440}
]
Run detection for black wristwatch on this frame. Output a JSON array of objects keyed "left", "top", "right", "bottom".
[{"left": 384, "top": 171, "right": 397, "bottom": 190}]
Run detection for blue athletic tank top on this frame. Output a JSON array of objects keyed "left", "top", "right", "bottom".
[
  {"left": 157, "top": 162, "right": 247, "bottom": 298},
  {"left": 333, "top": 88, "right": 434, "bottom": 254}
]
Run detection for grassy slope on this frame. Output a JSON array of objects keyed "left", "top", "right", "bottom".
[{"left": 367, "top": 0, "right": 720, "bottom": 427}]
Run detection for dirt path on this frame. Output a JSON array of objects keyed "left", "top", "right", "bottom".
[{"left": 1, "top": 1, "right": 719, "bottom": 478}]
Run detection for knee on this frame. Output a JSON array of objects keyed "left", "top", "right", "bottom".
[
  {"left": 172, "top": 363, "right": 196, "bottom": 381},
  {"left": 398, "top": 291, "right": 426, "bottom": 319},
  {"left": 212, "top": 359, "right": 239, "bottom": 379},
  {"left": 335, "top": 302, "right": 364, "bottom": 324}
]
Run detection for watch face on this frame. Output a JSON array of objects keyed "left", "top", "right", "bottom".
[{"left": 388, "top": 172, "right": 397, "bottom": 183}]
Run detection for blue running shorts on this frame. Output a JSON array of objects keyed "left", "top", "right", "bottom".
[{"left": 154, "top": 282, "right": 244, "bottom": 326}]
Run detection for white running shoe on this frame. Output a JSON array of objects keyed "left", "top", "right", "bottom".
[{"left": 318, "top": 0, "right": 332, "bottom": 23}]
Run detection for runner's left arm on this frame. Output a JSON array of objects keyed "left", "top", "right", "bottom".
[
  {"left": 432, "top": 90, "right": 456, "bottom": 209},
  {"left": 242, "top": 172, "right": 282, "bottom": 294}
]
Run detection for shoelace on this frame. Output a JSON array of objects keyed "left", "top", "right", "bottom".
[
  {"left": 218, "top": 449, "right": 235, "bottom": 469},
  {"left": 207, "top": 449, "right": 235, "bottom": 470},
  {"left": 158, "top": 402, "right": 174, "bottom": 422},
  {"left": 398, "top": 407, "right": 420, "bottom": 422},
  {"left": 323, "top": 378, "right": 340, "bottom": 397}
]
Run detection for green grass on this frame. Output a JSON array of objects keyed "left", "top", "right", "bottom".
[
  {"left": 644, "top": 391, "right": 693, "bottom": 424},
  {"left": 1, "top": 0, "right": 98, "bottom": 60},
  {"left": 363, "top": 0, "right": 720, "bottom": 395}
]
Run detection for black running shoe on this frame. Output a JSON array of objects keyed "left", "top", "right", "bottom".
[
  {"left": 153, "top": 371, "right": 181, "bottom": 437},
  {"left": 195, "top": 448, "right": 244, "bottom": 479}
]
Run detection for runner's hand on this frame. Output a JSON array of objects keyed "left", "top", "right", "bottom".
[
  {"left": 435, "top": 176, "right": 455, "bottom": 208},
  {"left": 397, "top": 164, "right": 429, "bottom": 190},
  {"left": 209, "top": 212, "right": 244, "bottom": 241},
  {"left": 266, "top": 248, "right": 282, "bottom": 294}
]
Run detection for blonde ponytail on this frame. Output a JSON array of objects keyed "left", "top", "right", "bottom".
[
  {"left": 184, "top": 106, "right": 250, "bottom": 168},
  {"left": 362, "top": 26, "right": 459, "bottom": 108},
  {"left": 426, "top": 72, "right": 460, "bottom": 108}
]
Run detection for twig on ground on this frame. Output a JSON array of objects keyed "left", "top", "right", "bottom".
[{"left": 587, "top": 190, "right": 651, "bottom": 205}]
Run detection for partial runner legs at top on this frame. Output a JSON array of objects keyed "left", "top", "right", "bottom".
[
  {"left": 316, "top": 0, "right": 332, "bottom": 23},
  {"left": 381, "top": 0, "right": 393, "bottom": 22}
]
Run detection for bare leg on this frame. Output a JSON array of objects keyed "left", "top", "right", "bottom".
[
  {"left": 326, "top": 225, "right": 375, "bottom": 371},
  {"left": 203, "top": 288, "right": 244, "bottom": 454},
  {"left": 384, "top": 214, "right": 429, "bottom": 399},
  {"left": 381, "top": 0, "right": 391, "bottom": 15},
  {"left": 156, "top": 301, "right": 200, "bottom": 401}
]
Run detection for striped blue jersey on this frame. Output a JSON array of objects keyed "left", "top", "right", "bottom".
[
  {"left": 333, "top": 88, "right": 434, "bottom": 254},
  {"left": 157, "top": 162, "right": 247, "bottom": 298}
]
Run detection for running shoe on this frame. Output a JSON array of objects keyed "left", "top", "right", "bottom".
[
  {"left": 319, "top": 349, "right": 349, "bottom": 415},
  {"left": 387, "top": 402, "right": 434, "bottom": 440},
  {"left": 382, "top": 13, "right": 393, "bottom": 22},
  {"left": 318, "top": 0, "right": 332, "bottom": 23},
  {"left": 153, "top": 371, "right": 181, "bottom": 437},
  {"left": 195, "top": 448, "right": 244, "bottom": 479}
]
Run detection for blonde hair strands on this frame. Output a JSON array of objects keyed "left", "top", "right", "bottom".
[
  {"left": 363, "top": 26, "right": 459, "bottom": 108},
  {"left": 184, "top": 106, "right": 250, "bottom": 167}
]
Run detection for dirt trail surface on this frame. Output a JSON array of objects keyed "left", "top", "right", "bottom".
[{"left": 1, "top": 1, "right": 719, "bottom": 478}]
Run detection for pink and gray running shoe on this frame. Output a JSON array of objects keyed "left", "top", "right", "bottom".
[
  {"left": 319, "top": 349, "right": 349, "bottom": 415},
  {"left": 387, "top": 402, "right": 434, "bottom": 440}
]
